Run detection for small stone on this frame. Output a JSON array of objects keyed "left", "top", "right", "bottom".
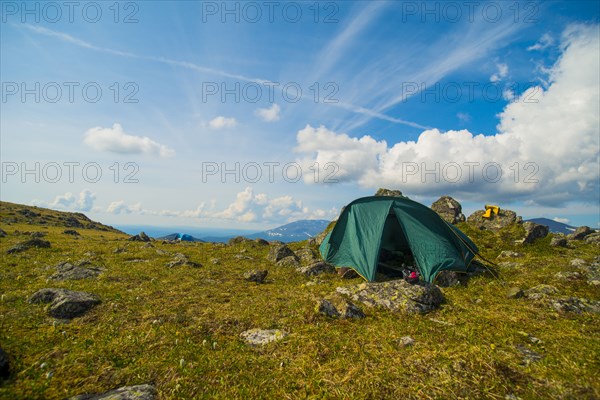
[
  {"left": 554, "top": 271, "right": 581, "bottom": 281},
  {"left": 515, "top": 344, "right": 543, "bottom": 364},
  {"left": 498, "top": 251, "right": 523, "bottom": 259},
  {"left": 507, "top": 287, "right": 524, "bottom": 299},
  {"left": 397, "top": 336, "right": 415, "bottom": 347},
  {"left": 128, "top": 232, "right": 151, "bottom": 242},
  {"left": 316, "top": 297, "right": 365, "bottom": 319},
  {"left": 523, "top": 284, "right": 559, "bottom": 300},
  {"left": 240, "top": 329, "right": 287, "bottom": 346},
  {"left": 549, "top": 297, "right": 600, "bottom": 314},
  {"left": 243, "top": 270, "right": 268, "bottom": 283},
  {"left": 570, "top": 258, "right": 587, "bottom": 268}
]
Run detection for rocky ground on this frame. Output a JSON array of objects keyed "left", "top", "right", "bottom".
[{"left": 0, "top": 199, "right": 599, "bottom": 399}]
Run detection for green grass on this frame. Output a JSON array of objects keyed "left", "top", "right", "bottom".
[{"left": 1, "top": 202, "right": 599, "bottom": 399}]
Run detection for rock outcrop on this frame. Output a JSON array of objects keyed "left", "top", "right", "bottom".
[
  {"left": 374, "top": 188, "right": 403, "bottom": 197},
  {"left": 336, "top": 280, "right": 444, "bottom": 314},
  {"left": 466, "top": 208, "right": 521, "bottom": 231},
  {"left": 520, "top": 221, "right": 549, "bottom": 244},
  {"left": 431, "top": 196, "right": 465, "bottom": 224},
  {"left": 68, "top": 384, "right": 157, "bottom": 400},
  {"left": 50, "top": 261, "right": 104, "bottom": 281},
  {"left": 7, "top": 238, "right": 51, "bottom": 254}
]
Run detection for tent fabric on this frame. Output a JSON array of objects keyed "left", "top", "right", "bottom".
[{"left": 319, "top": 196, "right": 478, "bottom": 283}]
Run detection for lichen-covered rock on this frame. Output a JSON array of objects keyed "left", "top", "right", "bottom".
[
  {"left": 435, "top": 271, "right": 462, "bottom": 287},
  {"left": 165, "top": 253, "right": 201, "bottom": 268},
  {"left": 555, "top": 271, "right": 582, "bottom": 281},
  {"left": 580, "top": 257, "right": 600, "bottom": 286},
  {"left": 497, "top": 251, "right": 523, "bottom": 259},
  {"left": 466, "top": 209, "right": 521, "bottom": 231},
  {"left": 520, "top": 222, "right": 549, "bottom": 244},
  {"left": 295, "top": 247, "right": 319, "bottom": 265},
  {"left": 298, "top": 261, "right": 335, "bottom": 277},
  {"left": 550, "top": 236, "right": 568, "bottom": 247},
  {"left": 336, "top": 280, "right": 444, "bottom": 314},
  {"left": 549, "top": 297, "right": 600, "bottom": 314},
  {"left": 240, "top": 329, "right": 287, "bottom": 346},
  {"left": 29, "top": 288, "right": 100, "bottom": 319},
  {"left": 268, "top": 244, "right": 297, "bottom": 263},
  {"left": 431, "top": 196, "right": 465, "bottom": 224},
  {"left": 374, "top": 188, "right": 403, "bottom": 197},
  {"left": 568, "top": 226, "right": 594, "bottom": 240},
  {"left": 50, "top": 261, "right": 104, "bottom": 280},
  {"left": 128, "top": 232, "right": 151, "bottom": 242},
  {"left": 68, "top": 384, "right": 157, "bottom": 400},
  {"left": 523, "top": 285, "right": 559, "bottom": 301},
  {"left": 316, "top": 296, "right": 365, "bottom": 319},
  {"left": 276, "top": 255, "right": 300, "bottom": 268},
  {"left": 584, "top": 233, "right": 600, "bottom": 245},
  {"left": 7, "top": 238, "right": 51, "bottom": 254},
  {"left": 243, "top": 270, "right": 268, "bottom": 283},
  {"left": 507, "top": 287, "right": 524, "bottom": 299}
]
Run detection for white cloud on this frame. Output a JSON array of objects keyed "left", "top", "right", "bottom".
[
  {"left": 490, "top": 63, "right": 509, "bottom": 82},
  {"left": 553, "top": 217, "right": 570, "bottom": 224},
  {"left": 528, "top": 33, "right": 554, "bottom": 51},
  {"left": 457, "top": 113, "right": 471, "bottom": 123},
  {"left": 106, "top": 201, "right": 141, "bottom": 215},
  {"left": 84, "top": 123, "right": 175, "bottom": 157},
  {"left": 255, "top": 104, "right": 281, "bottom": 122},
  {"left": 208, "top": 116, "right": 237, "bottom": 129},
  {"left": 33, "top": 189, "right": 96, "bottom": 212},
  {"left": 294, "top": 24, "right": 600, "bottom": 207}
]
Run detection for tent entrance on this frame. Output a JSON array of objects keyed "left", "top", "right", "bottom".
[{"left": 376, "top": 209, "right": 416, "bottom": 280}]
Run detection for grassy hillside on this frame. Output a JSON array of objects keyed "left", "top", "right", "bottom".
[{"left": 0, "top": 202, "right": 599, "bottom": 399}]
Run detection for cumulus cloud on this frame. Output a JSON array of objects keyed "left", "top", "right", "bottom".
[
  {"left": 490, "top": 63, "right": 509, "bottom": 82},
  {"left": 84, "top": 123, "right": 175, "bottom": 157},
  {"left": 294, "top": 24, "right": 600, "bottom": 207},
  {"left": 91, "top": 187, "right": 337, "bottom": 224},
  {"left": 209, "top": 116, "right": 237, "bottom": 129},
  {"left": 255, "top": 104, "right": 281, "bottom": 122},
  {"left": 33, "top": 189, "right": 96, "bottom": 212},
  {"left": 106, "top": 200, "right": 141, "bottom": 214},
  {"left": 527, "top": 33, "right": 554, "bottom": 51}
]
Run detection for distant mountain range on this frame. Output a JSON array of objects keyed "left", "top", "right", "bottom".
[
  {"left": 202, "top": 219, "right": 331, "bottom": 243},
  {"left": 524, "top": 218, "right": 576, "bottom": 234},
  {"left": 157, "top": 233, "right": 205, "bottom": 242}
]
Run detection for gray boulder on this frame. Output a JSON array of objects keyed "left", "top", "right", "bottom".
[
  {"left": 336, "top": 280, "right": 444, "bottom": 314},
  {"left": 267, "top": 244, "right": 297, "bottom": 263},
  {"left": 520, "top": 222, "right": 549, "bottom": 244},
  {"left": 316, "top": 296, "right": 365, "bottom": 319},
  {"left": 50, "top": 261, "right": 104, "bottom": 281},
  {"left": 7, "top": 238, "right": 51, "bottom": 254},
  {"left": 550, "top": 236, "right": 568, "bottom": 247},
  {"left": 466, "top": 209, "right": 521, "bottom": 231},
  {"left": 431, "top": 196, "right": 465, "bottom": 224},
  {"left": 568, "top": 226, "right": 594, "bottom": 240},
  {"left": 584, "top": 233, "right": 600, "bottom": 245},
  {"left": 523, "top": 284, "right": 559, "bottom": 301},
  {"left": 128, "top": 232, "right": 151, "bottom": 242},
  {"left": 276, "top": 256, "right": 300, "bottom": 268},
  {"left": 374, "top": 188, "right": 403, "bottom": 197},
  {"left": 243, "top": 270, "right": 268, "bottom": 283},
  {"left": 165, "top": 253, "right": 201, "bottom": 268},
  {"left": 298, "top": 261, "right": 335, "bottom": 277},
  {"left": 68, "top": 384, "right": 157, "bottom": 400},
  {"left": 29, "top": 288, "right": 100, "bottom": 319},
  {"left": 295, "top": 247, "right": 319, "bottom": 265}
]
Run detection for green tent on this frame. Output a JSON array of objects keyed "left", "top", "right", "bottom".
[{"left": 319, "top": 196, "right": 478, "bottom": 283}]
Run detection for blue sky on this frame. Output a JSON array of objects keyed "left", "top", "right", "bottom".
[{"left": 1, "top": 1, "right": 599, "bottom": 229}]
